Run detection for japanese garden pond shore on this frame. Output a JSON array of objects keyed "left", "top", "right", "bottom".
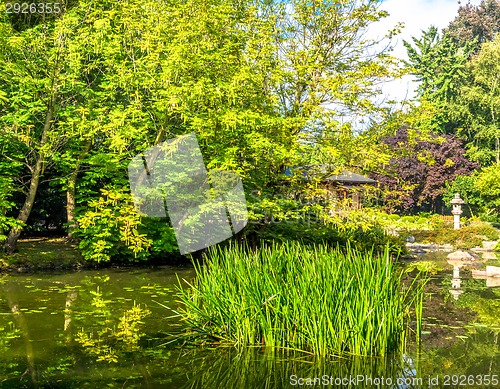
[
  {"left": 3, "top": 236, "right": 499, "bottom": 273},
  {"left": 406, "top": 240, "right": 499, "bottom": 257},
  {"left": 0, "top": 238, "right": 86, "bottom": 273},
  {"left": 0, "top": 238, "right": 190, "bottom": 273}
]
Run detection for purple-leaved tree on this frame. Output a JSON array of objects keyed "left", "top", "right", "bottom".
[{"left": 372, "top": 126, "right": 478, "bottom": 214}]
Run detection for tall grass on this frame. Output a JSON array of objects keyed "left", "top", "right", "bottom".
[{"left": 177, "top": 241, "right": 427, "bottom": 357}]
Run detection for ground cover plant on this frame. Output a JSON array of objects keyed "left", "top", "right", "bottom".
[
  {"left": 411, "top": 219, "right": 500, "bottom": 249},
  {"left": 176, "top": 241, "right": 427, "bottom": 357}
]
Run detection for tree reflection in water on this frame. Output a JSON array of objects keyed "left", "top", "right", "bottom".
[{"left": 0, "top": 268, "right": 498, "bottom": 388}]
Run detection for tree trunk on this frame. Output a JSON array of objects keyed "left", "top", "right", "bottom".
[
  {"left": 66, "top": 141, "right": 91, "bottom": 240},
  {"left": 4, "top": 106, "right": 53, "bottom": 254},
  {"left": 66, "top": 175, "right": 77, "bottom": 241}
]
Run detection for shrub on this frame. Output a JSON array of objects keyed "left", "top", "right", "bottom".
[
  {"left": 139, "top": 218, "right": 179, "bottom": 259},
  {"left": 76, "top": 188, "right": 152, "bottom": 262},
  {"left": 251, "top": 221, "right": 406, "bottom": 256},
  {"left": 76, "top": 188, "right": 184, "bottom": 263},
  {"left": 466, "top": 219, "right": 500, "bottom": 240},
  {"left": 411, "top": 220, "right": 499, "bottom": 249},
  {"left": 177, "top": 242, "right": 428, "bottom": 357}
]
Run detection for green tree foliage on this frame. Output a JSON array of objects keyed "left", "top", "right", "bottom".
[
  {"left": 456, "top": 35, "right": 500, "bottom": 166},
  {"left": 402, "top": 27, "right": 474, "bottom": 137},
  {"left": 475, "top": 166, "right": 500, "bottom": 217},
  {"left": 0, "top": 118, "right": 21, "bottom": 241},
  {"left": 443, "top": 168, "right": 500, "bottom": 222},
  {"left": 76, "top": 189, "right": 152, "bottom": 263},
  {"left": 0, "top": 5, "right": 78, "bottom": 252},
  {"left": 0, "top": 0, "right": 400, "bottom": 260},
  {"left": 443, "top": 174, "right": 483, "bottom": 217},
  {"left": 0, "top": 176, "right": 19, "bottom": 242},
  {"left": 64, "top": 0, "right": 291, "bottom": 261},
  {"left": 404, "top": 6, "right": 500, "bottom": 170},
  {"left": 404, "top": 26, "right": 472, "bottom": 103},
  {"left": 269, "top": 0, "right": 399, "bottom": 121},
  {"left": 280, "top": 0, "right": 401, "bottom": 178}
]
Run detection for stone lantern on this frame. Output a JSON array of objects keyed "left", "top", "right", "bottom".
[{"left": 450, "top": 193, "right": 464, "bottom": 230}]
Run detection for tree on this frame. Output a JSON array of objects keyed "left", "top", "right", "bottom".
[
  {"left": 444, "top": 168, "right": 500, "bottom": 221},
  {"left": 261, "top": 0, "right": 402, "bottom": 198},
  {"left": 1, "top": 0, "right": 401, "bottom": 259},
  {"left": 443, "top": 174, "right": 483, "bottom": 217},
  {"left": 0, "top": 92, "right": 21, "bottom": 242},
  {"left": 372, "top": 126, "right": 477, "bottom": 214},
  {"left": 402, "top": 27, "right": 473, "bottom": 137},
  {"left": 270, "top": 0, "right": 399, "bottom": 119},
  {"left": 67, "top": 0, "right": 291, "bottom": 261},
  {"left": 456, "top": 35, "right": 500, "bottom": 166},
  {"left": 404, "top": 27, "right": 472, "bottom": 104},
  {"left": 445, "top": 0, "right": 500, "bottom": 53},
  {"left": 475, "top": 166, "right": 500, "bottom": 217},
  {"left": 0, "top": 12, "right": 71, "bottom": 252}
]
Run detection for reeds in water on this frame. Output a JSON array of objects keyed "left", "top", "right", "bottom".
[{"left": 177, "top": 241, "right": 426, "bottom": 357}]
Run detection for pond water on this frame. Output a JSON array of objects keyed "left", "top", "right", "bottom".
[{"left": 0, "top": 255, "right": 499, "bottom": 388}]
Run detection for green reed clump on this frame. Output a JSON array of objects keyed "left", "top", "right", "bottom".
[{"left": 177, "top": 241, "right": 426, "bottom": 357}]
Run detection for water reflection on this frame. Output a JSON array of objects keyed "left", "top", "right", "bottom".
[
  {"left": 447, "top": 258, "right": 500, "bottom": 300},
  {"left": 171, "top": 348, "right": 421, "bottom": 389},
  {"left": 0, "top": 268, "right": 189, "bottom": 387},
  {"left": 450, "top": 265, "right": 464, "bottom": 300},
  {"left": 417, "top": 262, "right": 500, "bottom": 387},
  {"left": 472, "top": 266, "right": 500, "bottom": 288},
  {"left": 0, "top": 265, "right": 499, "bottom": 388}
]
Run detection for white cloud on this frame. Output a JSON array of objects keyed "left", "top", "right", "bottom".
[{"left": 370, "top": 0, "right": 483, "bottom": 103}]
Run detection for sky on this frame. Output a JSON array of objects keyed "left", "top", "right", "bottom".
[{"left": 371, "top": 0, "right": 483, "bottom": 103}]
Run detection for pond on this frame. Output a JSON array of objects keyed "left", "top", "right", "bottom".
[{"left": 0, "top": 255, "right": 499, "bottom": 388}]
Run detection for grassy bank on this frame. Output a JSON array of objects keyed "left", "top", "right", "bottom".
[
  {"left": 177, "top": 242, "right": 427, "bottom": 357},
  {"left": 0, "top": 237, "right": 190, "bottom": 271},
  {"left": 0, "top": 238, "right": 84, "bottom": 271}
]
